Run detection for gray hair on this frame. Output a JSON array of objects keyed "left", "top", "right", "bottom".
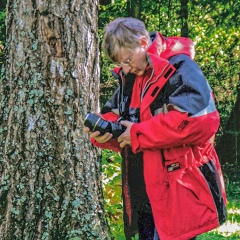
[{"left": 102, "top": 17, "right": 150, "bottom": 63}]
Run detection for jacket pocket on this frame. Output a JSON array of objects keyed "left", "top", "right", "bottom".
[
  {"left": 164, "top": 165, "right": 219, "bottom": 237},
  {"left": 163, "top": 145, "right": 195, "bottom": 173}
]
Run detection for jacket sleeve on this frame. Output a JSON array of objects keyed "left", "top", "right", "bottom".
[
  {"left": 131, "top": 55, "right": 220, "bottom": 153},
  {"left": 131, "top": 109, "right": 219, "bottom": 152}
]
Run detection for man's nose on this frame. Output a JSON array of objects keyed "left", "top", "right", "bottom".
[{"left": 121, "top": 65, "right": 132, "bottom": 74}]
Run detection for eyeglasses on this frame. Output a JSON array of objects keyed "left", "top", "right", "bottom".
[{"left": 118, "top": 51, "right": 134, "bottom": 66}]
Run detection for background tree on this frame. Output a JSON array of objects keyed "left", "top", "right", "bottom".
[
  {"left": 126, "top": 0, "right": 142, "bottom": 19},
  {"left": 180, "top": 0, "right": 189, "bottom": 37},
  {"left": 217, "top": 86, "right": 240, "bottom": 168},
  {"left": 0, "top": 0, "right": 110, "bottom": 239}
]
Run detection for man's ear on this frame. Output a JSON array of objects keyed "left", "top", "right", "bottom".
[{"left": 139, "top": 37, "right": 149, "bottom": 49}]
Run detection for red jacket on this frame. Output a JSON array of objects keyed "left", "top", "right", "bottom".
[{"left": 92, "top": 32, "right": 227, "bottom": 239}]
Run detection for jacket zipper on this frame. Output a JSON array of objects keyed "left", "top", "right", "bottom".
[{"left": 140, "top": 63, "right": 170, "bottom": 101}]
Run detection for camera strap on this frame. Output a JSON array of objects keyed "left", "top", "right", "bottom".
[{"left": 119, "top": 73, "right": 136, "bottom": 121}]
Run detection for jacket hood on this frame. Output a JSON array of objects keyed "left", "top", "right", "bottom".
[{"left": 147, "top": 32, "right": 195, "bottom": 60}]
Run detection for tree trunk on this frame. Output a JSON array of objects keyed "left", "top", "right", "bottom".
[
  {"left": 99, "top": 0, "right": 112, "bottom": 5},
  {"left": 0, "top": 0, "right": 110, "bottom": 239},
  {"left": 126, "top": 0, "right": 142, "bottom": 19},
  {"left": 180, "top": 0, "right": 189, "bottom": 37},
  {"left": 216, "top": 86, "right": 240, "bottom": 167}
]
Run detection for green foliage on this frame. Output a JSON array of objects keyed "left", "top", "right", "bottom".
[
  {"left": 99, "top": 0, "right": 129, "bottom": 106},
  {"left": 0, "top": 4, "right": 6, "bottom": 43},
  {"left": 223, "top": 162, "right": 240, "bottom": 200},
  {"left": 101, "top": 150, "right": 125, "bottom": 238},
  {"left": 198, "top": 232, "right": 240, "bottom": 240},
  {"left": 190, "top": 0, "right": 239, "bottom": 130}
]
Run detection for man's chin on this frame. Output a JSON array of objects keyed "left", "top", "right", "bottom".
[{"left": 135, "top": 70, "right": 145, "bottom": 76}]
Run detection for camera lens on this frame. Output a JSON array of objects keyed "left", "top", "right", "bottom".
[
  {"left": 84, "top": 113, "right": 110, "bottom": 135},
  {"left": 109, "top": 121, "right": 126, "bottom": 138},
  {"left": 84, "top": 113, "right": 126, "bottom": 138}
]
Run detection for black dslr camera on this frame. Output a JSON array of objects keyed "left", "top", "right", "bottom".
[{"left": 84, "top": 113, "right": 126, "bottom": 139}]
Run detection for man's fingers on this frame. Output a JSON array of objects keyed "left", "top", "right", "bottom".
[
  {"left": 94, "top": 132, "right": 113, "bottom": 143},
  {"left": 89, "top": 131, "right": 101, "bottom": 138}
]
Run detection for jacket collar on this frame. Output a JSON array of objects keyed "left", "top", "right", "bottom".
[{"left": 147, "top": 32, "right": 195, "bottom": 60}]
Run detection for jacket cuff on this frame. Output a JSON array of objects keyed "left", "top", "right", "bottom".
[{"left": 90, "top": 138, "right": 121, "bottom": 153}]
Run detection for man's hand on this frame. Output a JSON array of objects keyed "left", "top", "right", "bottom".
[
  {"left": 84, "top": 127, "right": 113, "bottom": 143},
  {"left": 117, "top": 120, "right": 134, "bottom": 148}
]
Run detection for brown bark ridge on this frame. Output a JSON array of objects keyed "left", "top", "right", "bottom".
[{"left": 0, "top": 0, "right": 110, "bottom": 239}]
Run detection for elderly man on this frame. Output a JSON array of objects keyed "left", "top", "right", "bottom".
[{"left": 84, "top": 17, "right": 227, "bottom": 240}]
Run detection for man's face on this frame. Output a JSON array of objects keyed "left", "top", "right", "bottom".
[{"left": 116, "top": 37, "right": 149, "bottom": 76}]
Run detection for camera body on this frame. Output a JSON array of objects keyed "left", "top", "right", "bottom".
[{"left": 84, "top": 113, "right": 126, "bottom": 139}]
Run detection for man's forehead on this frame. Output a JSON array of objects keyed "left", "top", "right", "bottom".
[{"left": 116, "top": 47, "right": 132, "bottom": 61}]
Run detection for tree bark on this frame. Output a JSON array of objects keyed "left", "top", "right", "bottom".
[{"left": 0, "top": 0, "right": 110, "bottom": 239}]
